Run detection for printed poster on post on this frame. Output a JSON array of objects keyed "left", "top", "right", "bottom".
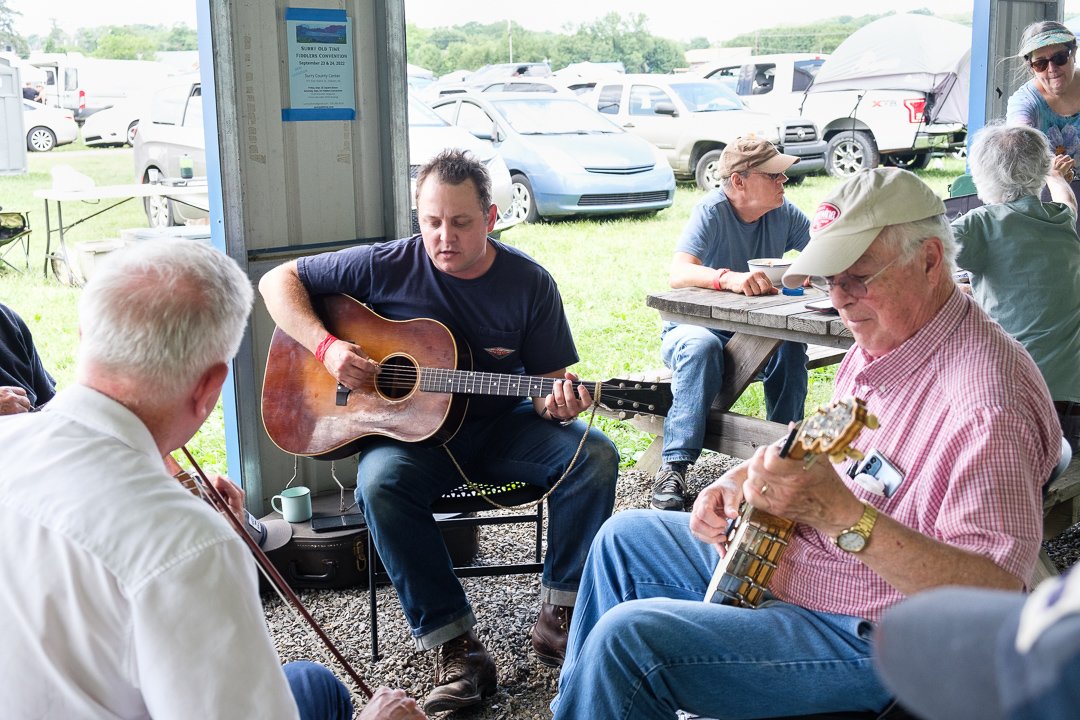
[{"left": 283, "top": 7, "right": 356, "bottom": 121}]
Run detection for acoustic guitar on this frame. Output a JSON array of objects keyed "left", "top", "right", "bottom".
[
  {"left": 703, "top": 397, "right": 878, "bottom": 608},
  {"left": 262, "top": 294, "right": 673, "bottom": 460}
]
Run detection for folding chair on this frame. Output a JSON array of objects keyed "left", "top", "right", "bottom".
[
  {"left": 366, "top": 479, "right": 546, "bottom": 660},
  {"left": 0, "top": 209, "right": 31, "bottom": 273}
]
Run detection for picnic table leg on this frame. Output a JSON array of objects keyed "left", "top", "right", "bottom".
[{"left": 632, "top": 334, "right": 784, "bottom": 476}]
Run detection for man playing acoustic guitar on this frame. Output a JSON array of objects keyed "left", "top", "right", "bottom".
[
  {"left": 259, "top": 149, "right": 620, "bottom": 714},
  {"left": 550, "top": 169, "right": 1063, "bottom": 719}
]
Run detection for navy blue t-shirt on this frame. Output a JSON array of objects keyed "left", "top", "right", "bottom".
[
  {"left": 297, "top": 236, "right": 578, "bottom": 418},
  {"left": 0, "top": 303, "right": 56, "bottom": 408}
]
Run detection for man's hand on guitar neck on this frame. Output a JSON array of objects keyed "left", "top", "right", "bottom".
[
  {"left": 538, "top": 372, "right": 593, "bottom": 423},
  {"left": 322, "top": 339, "right": 381, "bottom": 391}
]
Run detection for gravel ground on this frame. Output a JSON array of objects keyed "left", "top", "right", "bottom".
[{"left": 263, "top": 453, "right": 1079, "bottom": 718}]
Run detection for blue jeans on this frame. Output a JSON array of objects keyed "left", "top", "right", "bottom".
[
  {"left": 660, "top": 323, "right": 808, "bottom": 465},
  {"left": 283, "top": 661, "right": 353, "bottom": 720},
  {"left": 355, "top": 399, "right": 619, "bottom": 650},
  {"left": 550, "top": 510, "right": 892, "bottom": 720}
]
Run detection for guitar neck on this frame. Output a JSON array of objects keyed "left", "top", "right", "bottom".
[{"left": 419, "top": 367, "right": 596, "bottom": 399}]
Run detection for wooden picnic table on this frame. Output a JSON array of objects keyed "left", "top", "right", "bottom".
[{"left": 615, "top": 286, "right": 852, "bottom": 473}]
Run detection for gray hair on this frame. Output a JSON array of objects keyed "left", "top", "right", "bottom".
[
  {"left": 877, "top": 215, "right": 958, "bottom": 278},
  {"left": 78, "top": 240, "right": 254, "bottom": 390},
  {"left": 968, "top": 123, "right": 1050, "bottom": 204}
]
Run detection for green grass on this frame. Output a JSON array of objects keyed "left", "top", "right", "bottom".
[{"left": 0, "top": 148, "right": 967, "bottom": 469}]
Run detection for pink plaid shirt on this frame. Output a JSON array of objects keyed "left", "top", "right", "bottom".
[{"left": 770, "top": 290, "right": 1059, "bottom": 622}]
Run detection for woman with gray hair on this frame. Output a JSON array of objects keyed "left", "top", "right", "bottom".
[
  {"left": 1007, "top": 20, "right": 1080, "bottom": 167},
  {"left": 953, "top": 123, "right": 1080, "bottom": 451}
]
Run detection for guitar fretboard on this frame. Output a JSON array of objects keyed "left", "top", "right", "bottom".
[{"left": 419, "top": 368, "right": 597, "bottom": 399}]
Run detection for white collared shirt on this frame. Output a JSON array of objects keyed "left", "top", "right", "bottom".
[{"left": 0, "top": 385, "right": 300, "bottom": 719}]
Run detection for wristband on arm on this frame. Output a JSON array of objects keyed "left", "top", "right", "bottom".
[
  {"left": 314, "top": 333, "right": 338, "bottom": 363},
  {"left": 712, "top": 268, "right": 730, "bottom": 291}
]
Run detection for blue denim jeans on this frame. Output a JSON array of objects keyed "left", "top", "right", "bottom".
[
  {"left": 660, "top": 323, "right": 808, "bottom": 465},
  {"left": 355, "top": 399, "right": 619, "bottom": 650},
  {"left": 283, "top": 661, "right": 353, "bottom": 720},
  {"left": 550, "top": 510, "right": 892, "bottom": 720}
]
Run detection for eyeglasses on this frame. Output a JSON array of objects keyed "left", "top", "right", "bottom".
[
  {"left": 809, "top": 256, "right": 900, "bottom": 299},
  {"left": 1029, "top": 50, "right": 1073, "bottom": 72},
  {"left": 752, "top": 171, "right": 786, "bottom": 182}
]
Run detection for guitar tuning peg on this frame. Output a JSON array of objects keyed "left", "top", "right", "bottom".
[{"left": 864, "top": 414, "right": 880, "bottom": 430}]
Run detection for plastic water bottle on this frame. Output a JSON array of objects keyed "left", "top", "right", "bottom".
[{"left": 179, "top": 154, "right": 194, "bottom": 180}]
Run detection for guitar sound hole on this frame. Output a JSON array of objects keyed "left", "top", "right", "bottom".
[{"left": 375, "top": 355, "right": 418, "bottom": 400}]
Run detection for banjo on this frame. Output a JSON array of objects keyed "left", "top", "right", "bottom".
[{"left": 703, "top": 397, "right": 878, "bottom": 608}]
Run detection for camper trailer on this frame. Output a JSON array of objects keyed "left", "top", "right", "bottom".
[{"left": 28, "top": 53, "right": 173, "bottom": 123}]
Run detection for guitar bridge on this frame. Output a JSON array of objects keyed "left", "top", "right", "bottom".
[{"left": 336, "top": 383, "right": 351, "bottom": 406}]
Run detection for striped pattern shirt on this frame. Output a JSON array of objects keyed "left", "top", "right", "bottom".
[{"left": 771, "top": 290, "right": 1059, "bottom": 622}]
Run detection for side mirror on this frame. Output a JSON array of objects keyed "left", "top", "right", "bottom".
[{"left": 653, "top": 102, "right": 678, "bottom": 117}]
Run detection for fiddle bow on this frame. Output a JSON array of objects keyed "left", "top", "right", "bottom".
[{"left": 168, "top": 448, "right": 373, "bottom": 699}]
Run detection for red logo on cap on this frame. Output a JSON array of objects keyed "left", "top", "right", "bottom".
[{"left": 811, "top": 202, "right": 841, "bottom": 233}]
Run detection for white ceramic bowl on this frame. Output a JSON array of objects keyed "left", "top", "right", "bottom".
[{"left": 747, "top": 258, "right": 792, "bottom": 286}]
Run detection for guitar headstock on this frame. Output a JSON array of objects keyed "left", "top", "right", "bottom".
[
  {"left": 783, "top": 397, "right": 878, "bottom": 464},
  {"left": 595, "top": 378, "right": 673, "bottom": 418}
]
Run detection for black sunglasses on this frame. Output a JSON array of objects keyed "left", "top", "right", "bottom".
[{"left": 1030, "top": 50, "right": 1073, "bottom": 72}]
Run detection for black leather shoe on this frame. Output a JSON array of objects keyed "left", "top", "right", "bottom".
[
  {"left": 422, "top": 629, "right": 498, "bottom": 714},
  {"left": 530, "top": 602, "right": 573, "bottom": 667}
]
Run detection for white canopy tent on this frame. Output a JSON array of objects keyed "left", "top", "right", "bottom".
[{"left": 809, "top": 13, "right": 971, "bottom": 125}]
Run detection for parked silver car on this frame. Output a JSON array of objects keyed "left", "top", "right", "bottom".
[{"left": 132, "top": 77, "right": 519, "bottom": 233}]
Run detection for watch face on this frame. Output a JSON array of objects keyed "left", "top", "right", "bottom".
[{"left": 838, "top": 530, "right": 867, "bottom": 553}]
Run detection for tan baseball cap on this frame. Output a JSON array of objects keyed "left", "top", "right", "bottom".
[
  {"left": 718, "top": 136, "right": 799, "bottom": 178},
  {"left": 782, "top": 168, "right": 946, "bottom": 288}
]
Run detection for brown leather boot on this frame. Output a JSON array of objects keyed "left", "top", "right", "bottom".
[
  {"left": 530, "top": 602, "right": 573, "bottom": 667},
  {"left": 422, "top": 629, "right": 498, "bottom": 714}
]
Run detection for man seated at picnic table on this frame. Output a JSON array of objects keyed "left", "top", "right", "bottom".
[
  {"left": 652, "top": 136, "right": 811, "bottom": 511},
  {"left": 549, "top": 168, "right": 1062, "bottom": 719}
]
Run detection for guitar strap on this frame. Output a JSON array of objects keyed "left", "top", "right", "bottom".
[{"left": 443, "top": 401, "right": 601, "bottom": 511}]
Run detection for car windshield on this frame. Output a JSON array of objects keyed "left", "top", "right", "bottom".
[
  {"left": 488, "top": 98, "right": 620, "bottom": 135},
  {"left": 669, "top": 81, "right": 746, "bottom": 112},
  {"left": 408, "top": 95, "right": 449, "bottom": 127}
]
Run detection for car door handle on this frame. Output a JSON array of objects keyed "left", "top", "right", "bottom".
[{"left": 623, "top": 123, "right": 635, "bottom": 128}]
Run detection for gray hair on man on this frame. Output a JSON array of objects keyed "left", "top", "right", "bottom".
[
  {"left": 968, "top": 123, "right": 1052, "bottom": 205},
  {"left": 78, "top": 239, "right": 254, "bottom": 391}
]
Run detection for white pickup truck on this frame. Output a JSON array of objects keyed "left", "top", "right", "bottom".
[
  {"left": 696, "top": 53, "right": 967, "bottom": 176},
  {"left": 581, "top": 73, "right": 827, "bottom": 190}
]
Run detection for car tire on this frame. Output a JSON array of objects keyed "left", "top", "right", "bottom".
[
  {"left": 27, "top": 126, "right": 56, "bottom": 152},
  {"left": 825, "top": 131, "right": 879, "bottom": 177},
  {"left": 510, "top": 173, "right": 539, "bottom": 223},
  {"left": 126, "top": 121, "right": 139, "bottom": 146},
  {"left": 694, "top": 149, "right": 725, "bottom": 190},
  {"left": 142, "top": 169, "right": 177, "bottom": 228},
  {"left": 883, "top": 151, "right": 932, "bottom": 170}
]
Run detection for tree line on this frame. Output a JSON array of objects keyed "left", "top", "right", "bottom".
[{"left": 0, "top": 3, "right": 965, "bottom": 72}]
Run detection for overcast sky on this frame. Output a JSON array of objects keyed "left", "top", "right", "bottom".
[{"left": 8, "top": 0, "right": 985, "bottom": 43}]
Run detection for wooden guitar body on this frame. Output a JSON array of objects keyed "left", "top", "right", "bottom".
[{"left": 262, "top": 294, "right": 468, "bottom": 460}]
